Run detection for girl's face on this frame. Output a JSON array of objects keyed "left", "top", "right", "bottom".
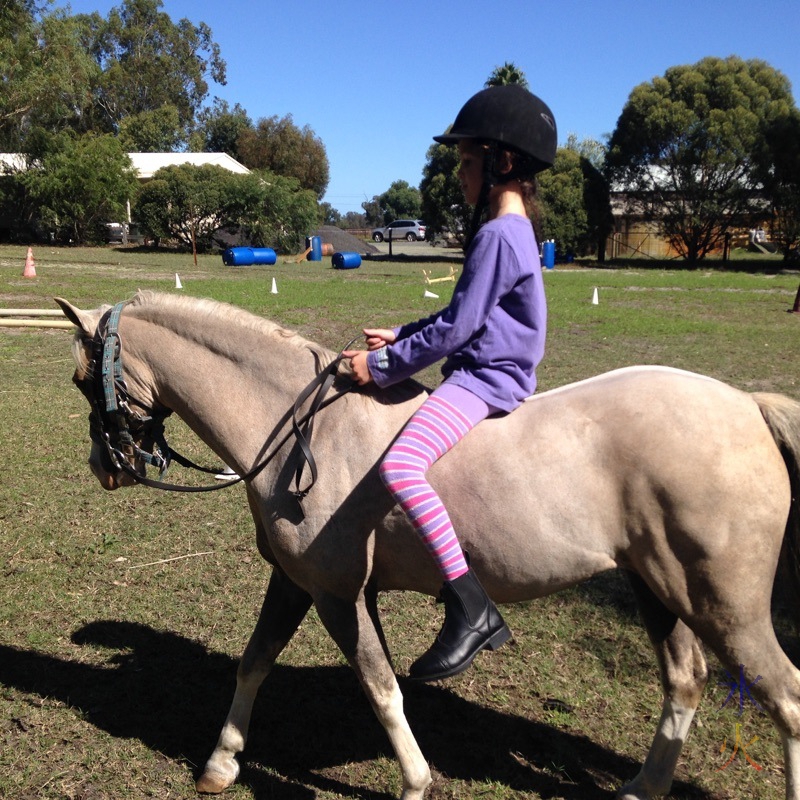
[{"left": 457, "top": 140, "right": 484, "bottom": 206}]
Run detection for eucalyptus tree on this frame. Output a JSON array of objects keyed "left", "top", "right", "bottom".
[
  {"left": 189, "top": 99, "right": 254, "bottom": 160},
  {"left": 606, "top": 56, "right": 797, "bottom": 264},
  {"left": 74, "top": 0, "right": 226, "bottom": 144},
  {"left": 236, "top": 114, "right": 329, "bottom": 199},
  {"left": 0, "top": 2, "right": 97, "bottom": 149}
]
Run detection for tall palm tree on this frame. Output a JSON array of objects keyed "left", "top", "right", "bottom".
[{"left": 485, "top": 62, "right": 529, "bottom": 88}]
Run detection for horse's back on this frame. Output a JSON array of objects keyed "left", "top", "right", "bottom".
[{"left": 419, "top": 366, "right": 791, "bottom": 602}]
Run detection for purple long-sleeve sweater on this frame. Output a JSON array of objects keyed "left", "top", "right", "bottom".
[{"left": 367, "top": 213, "right": 546, "bottom": 412}]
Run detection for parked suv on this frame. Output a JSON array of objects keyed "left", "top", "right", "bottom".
[{"left": 372, "top": 219, "right": 426, "bottom": 242}]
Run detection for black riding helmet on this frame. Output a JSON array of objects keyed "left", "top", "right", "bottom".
[
  {"left": 434, "top": 84, "right": 557, "bottom": 175},
  {"left": 434, "top": 84, "right": 557, "bottom": 247}
]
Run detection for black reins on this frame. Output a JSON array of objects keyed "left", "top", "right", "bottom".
[{"left": 76, "top": 301, "right": 358, "bottom": 501}]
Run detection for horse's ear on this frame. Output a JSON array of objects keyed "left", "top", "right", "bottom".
[{"left": 54, "top": 298, "right": 98, "bottom": 336}]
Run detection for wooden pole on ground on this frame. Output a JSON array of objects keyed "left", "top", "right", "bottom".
[
  {"left": 0, "top": 319, "right": 74, "bottom": 329},
  {"left": 0, "top": 309, "right": 65, "bottom": 317}
]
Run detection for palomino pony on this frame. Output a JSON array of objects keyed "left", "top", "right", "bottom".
[{"left": 56, "top": 290, "right": 800, "bottom": 800}]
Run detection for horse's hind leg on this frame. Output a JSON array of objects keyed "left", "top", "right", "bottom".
[
  {"left": 618, "top": 572, "right": 708, "bottom": 800},
  {"left": 699, "top": 613, "right": 800, "bottom": 800},
  {"left": 314, "top": 586, "right": 432, "bottom": 800},
  {"left": 197, "top": 565, "right": 313, "bottom": 794}
]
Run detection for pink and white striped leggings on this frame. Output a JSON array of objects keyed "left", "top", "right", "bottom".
[{"left": 379, "top": 382, "right": 493, "bottom": 581}]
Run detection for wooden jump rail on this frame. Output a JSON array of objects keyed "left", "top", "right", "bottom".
[
  {"left": 0, "top": 308, "right": 75, "bottom": 329},
  {"left": 423, "top": 266, "right": 458, "bottom": 285}
]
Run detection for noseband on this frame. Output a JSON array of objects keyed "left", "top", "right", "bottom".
[{"left": 75, "top": 301, "right": 356, "bottom": 501}]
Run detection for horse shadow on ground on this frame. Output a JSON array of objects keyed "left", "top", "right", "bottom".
[
  {"left": 572, "top": 568, "right": 800, "bottom": 669},
  {"left": 0, "top": 619, "right": 720, "bottom": 799}
]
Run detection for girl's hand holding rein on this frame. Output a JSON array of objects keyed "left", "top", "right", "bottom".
[
  {"left": 343, "top": 349, "right": 373, "bottom": 385},
  {"left": 364, "top": 328, "right": 396, "bottom": 350},
  {"left": 343, "top": 329, "right": 396, "bottom": 386}
]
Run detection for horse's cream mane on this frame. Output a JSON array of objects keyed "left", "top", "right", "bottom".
[{"left": 126, "top": 290, "right": 337, "bottom": 366}]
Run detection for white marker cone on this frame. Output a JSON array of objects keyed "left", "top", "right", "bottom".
[
  {"left": 271, "top": 277, "right": 278, "bottom": 294},
  {"left": 592, "top": 287, "right": 599, "bottom": 305},
  {"left": 424, "top": 289, "right": 439, "bottom": 299},
  {"left": 175, "top": 273, "right": 183, "bottom": 289}
]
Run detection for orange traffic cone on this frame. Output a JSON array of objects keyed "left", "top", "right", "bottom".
[{"left": 22, "top": 247, "right": 36, "bottom": 278}]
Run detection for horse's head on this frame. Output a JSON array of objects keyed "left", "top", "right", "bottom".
[{"left": 55, "top": 298, "right": 169, "bottom": 491}]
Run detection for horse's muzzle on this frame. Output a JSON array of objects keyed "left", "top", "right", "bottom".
[{"left": 88, "top": 442, "right": 140, "bottom": 490}]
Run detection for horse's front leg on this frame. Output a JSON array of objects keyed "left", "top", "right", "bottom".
[
  {"left": 197, "top": 565, "right": 312, "bottom": 794},
  {"left": 315, "top": 587, "right": 432, "bottom": 800},
  {"left": 617, "top": 572, "right": 708, "bottom": 800}
]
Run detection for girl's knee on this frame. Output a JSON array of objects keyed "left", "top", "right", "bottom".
[{"left": 379, "top": 453, "right": 424, "bottom": 490}]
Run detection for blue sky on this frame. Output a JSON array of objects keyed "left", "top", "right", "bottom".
[{"left": 64, "top": 0, "right": 800, "bottom": 215}]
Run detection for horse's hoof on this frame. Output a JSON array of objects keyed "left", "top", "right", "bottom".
[
  {"left": 196, "top": 766, "right": 236, "bottom": 794},
  {"left": 616, "top": 780, "right": 652, "bottom": 800}
]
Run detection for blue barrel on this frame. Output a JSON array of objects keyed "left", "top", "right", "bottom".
[
  {"left": 306, "top": 236, "right": 322, "bottom": 261},
  {"left": 222, "top": 247, "right": 276, "bottom": 266},
  {"left": 332, "top": 251, "right": 361, "bottom": 269},
  {"left": 542, "top": 240, "right": 555, "bottom": 270},
  {"left": 251, "top": 247, "right": 276, "bottom": 265}
]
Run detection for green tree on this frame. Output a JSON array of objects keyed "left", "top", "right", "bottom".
[
  {"left": 237, "top": 114, "right": 329, "bottom": 199},
  {"left": 419, "top": 141, "right": 470, "bottom": 245},
  {"left": 538, "top": 144, "right": 612, "bottom": 258},
  {"left": 320, "top": 202, "right": 341, "bottom": 226},
  {"left": 361, "top": 196, "right": 383, "bottom": 227},
  {"left": 189, "top": 98, "right": 253, "bottom": 159},
  {"left": 75, "top": 0, "right": 226, "bottom": 143},
  {"left": 133, "top": 165, "right": 320, "bottom": 254},
  {"left": 538, "top": 134, "right": 613, "bottom": 261},
  {"left": 0, "top": 5, "right": 97, "bottom": 149},
  {"left": 237, "top": 170, "right": 320, "bottom": 253},
  {"left": 759, "top": 109, "right": 800, "bottom": 260},
  {"left": 340, "top": 211, "right": 367, "bottom": 230},
  {"left": 118, "top": 105, "right": 183, "bottom": 151},
  {"left": 133, "top": 163, "right": 237, "bottom": 251},
  {"left": 374, "top": 180, "right": 422, "bottom": 224},
  {"left": 485, "top": 61, "right": 529, "bottom": 88},
  {"left": 606, "top": 56, "right": 797, "bottom": 264},
  {"left": 20, "top": 131, "right": 138, "bottom": 244},
  {"left": 538, "top": 148, "right": 586, "bottom": 254}
]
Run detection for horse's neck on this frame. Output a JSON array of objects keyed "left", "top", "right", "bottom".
[{"left": 129, "top": 315, "right": 318, "bottom": 471}]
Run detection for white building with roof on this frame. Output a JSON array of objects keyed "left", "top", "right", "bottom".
[
  {"left": 127, "top": 152, "right": 250, "bottom": 180},
  {"left": 1, "top": 151, "right": 249, "bottom": 180}
]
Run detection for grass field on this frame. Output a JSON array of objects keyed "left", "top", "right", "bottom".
[{"left": 0, "top": 243, "right": 798, "bottom": 800}]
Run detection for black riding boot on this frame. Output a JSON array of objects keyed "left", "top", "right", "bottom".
[{"left": 408, "top": 569, "right": 511, "bottom": 682}]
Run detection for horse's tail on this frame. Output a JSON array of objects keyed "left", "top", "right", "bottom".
[{"left": 753, "top": 392, "right": 800, "bottom": 604}]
